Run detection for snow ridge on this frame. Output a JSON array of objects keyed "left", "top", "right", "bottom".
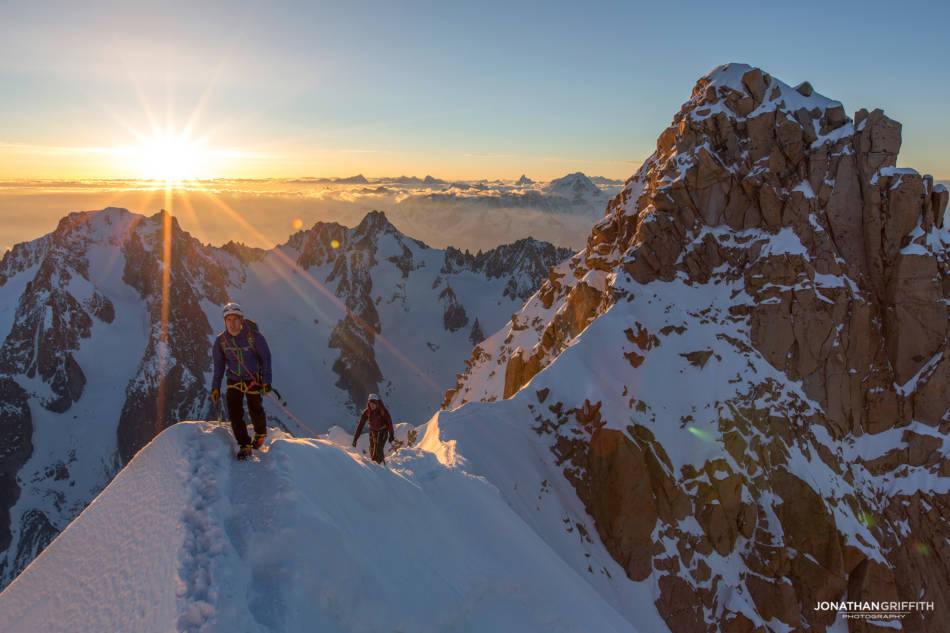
[{"left": 0, "top": 422, "right": 638, "bottom": 632}]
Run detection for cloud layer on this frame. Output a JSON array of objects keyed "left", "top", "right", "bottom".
[{"left": 0, "top": 174, "right": 623, "bottom": 253}]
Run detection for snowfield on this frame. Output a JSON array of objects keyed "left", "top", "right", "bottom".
[{"left": 0, "top": 421, "right": 636, "bottom": 633}]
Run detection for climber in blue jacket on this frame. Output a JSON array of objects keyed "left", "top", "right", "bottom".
[{"left": 211, "top": 302, "right": 272, "bottom": 460}]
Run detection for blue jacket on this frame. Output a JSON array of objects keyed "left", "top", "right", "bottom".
[{"left": 212, "top": 325, "right": 272, "bottom": 388}]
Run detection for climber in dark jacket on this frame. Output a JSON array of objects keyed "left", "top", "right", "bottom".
[
  {"left": 352, "top": 393, "right": 395, "bottom": 464},
  {"left": 211, "top": 302, "right": 273, "bottom": 460}
]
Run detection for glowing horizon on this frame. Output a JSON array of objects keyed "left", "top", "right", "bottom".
[{"left": 0, "top": 140, "right": 642, "bottom": 183}]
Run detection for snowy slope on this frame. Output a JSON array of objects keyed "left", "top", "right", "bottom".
[
  {"left": 0, "top": 422, "right": 635, "bottom": 633},
  {"left": 418, "top": 402, "right": 673, "bottom": 632}
]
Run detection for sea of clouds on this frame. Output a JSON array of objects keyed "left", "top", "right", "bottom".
[{"left": 0, "top": 174, "right": 624, "bottom": 254}]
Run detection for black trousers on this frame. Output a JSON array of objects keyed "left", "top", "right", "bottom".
[
  {"left": 226, "top": 380, "right": 266, "bottom": 446},
  {"left": 369, "top": 428, "right": 388, "bottom": 464}
]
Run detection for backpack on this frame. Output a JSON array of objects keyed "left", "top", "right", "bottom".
[{"left": 244, "top": 318, "right": 262, "bottom": 357}]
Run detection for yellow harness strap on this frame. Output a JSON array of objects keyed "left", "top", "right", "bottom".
[{"left": 226, "top": 381, "right": 263, "bottom": 395}]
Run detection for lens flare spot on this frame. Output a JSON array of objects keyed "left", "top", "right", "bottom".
[
  {"left": 857, "top": 511, "right": 877, "bottom": 528},
  {"left": 331, "top": 239, "right": 340, "bottom": 249},
  {"left": 687, "top": 426, "right": 714, "bottom": 442},
  {"left": 292, "top": 218, "right": 303, "bottom": 230},
  {"left": 913, "top": 541, "right": 933, "bottom": 556}
]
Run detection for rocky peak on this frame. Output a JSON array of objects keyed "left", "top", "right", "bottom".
[
  {"left": 0, "top": 208, "right": 145, "bottom": 414},
  {"left": 0, "top": 235, "right": 54, "bottom": 286},
  {"left": 285, "top": 222, "right": 347, "bottom": 269},
  {"left": 219, "top": 241, "right": 268, "bottom": 265},
  {"left": 548, "top": 172, "right": 602, "bottom": 200},
  {"left": 335, "top": 174, "right": 369, "bottom": 184},
  {"left": 351, "top": 210, "right": 408, "bottom": 246},
  {"left": 516, "top": 174, "right": 534, "bottom": 186},
  {"left": 610, "top": 63, "right": 943, "bottom": 282},
  {"left": 604, "top": 63, "right": 948, "bottom": 398}
]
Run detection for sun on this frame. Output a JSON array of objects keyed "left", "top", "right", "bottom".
[{"left": 137, "top": 131, "right": 204, "bottom": 184}]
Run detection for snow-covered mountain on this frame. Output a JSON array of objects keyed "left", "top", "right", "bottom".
[
  {"left": 547, "top": 172, "right": 604, "bottom": 201},
  {"left": 0, "top": 208, "right": 570, "bottom": 590},
  {"left": 443, "top": 63, "right": 950, "bottom": 631}
]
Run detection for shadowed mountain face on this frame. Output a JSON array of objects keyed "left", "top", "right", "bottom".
[
  {"left": 0, "top": 206, "right": 570, "bottom": 591},
  {"left": 445, "top": 63, "right": 949, "bottom": 632}
]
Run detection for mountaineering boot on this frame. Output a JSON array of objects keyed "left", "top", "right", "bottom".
[
  {"left": 236, "top": 444, "right": 253, "bottom": 460},
  {"left": 252, "top": 432, "right": 266, "bottom": 450}
]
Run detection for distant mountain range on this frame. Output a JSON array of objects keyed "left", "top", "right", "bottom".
[
  {"left": 401, "top": 172, "right": 614, "bottom": 218},
  {"left": 286, "top": 172, "right": 623, "bottom": 189}
]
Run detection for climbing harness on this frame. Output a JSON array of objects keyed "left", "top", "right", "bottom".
[{"left": 220, "top": 331, "right": 317, "bottom": 437}]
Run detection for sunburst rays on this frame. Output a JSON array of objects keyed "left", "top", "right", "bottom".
[
  {"left": 105, "top": 66, "right": 442, "bottom": 432},
  {"left": 156, "top": 192, "right": 173, "bottom": 431}
]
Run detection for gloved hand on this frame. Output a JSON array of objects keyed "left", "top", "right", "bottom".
[
  {"left": 389, "top": 435, "right": 395, "bottom": 444},
  {"left": 211, "top": 388, "right": 220, "bottom": 404},
  {"left": 263, "top": 383, "right": 272, "bottom": 394}
]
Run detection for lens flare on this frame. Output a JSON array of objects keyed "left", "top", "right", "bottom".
[
  {"left": 857, "top": 511, "right": 877, "bottom": 528},
  {"left": 687, "top": 426, "right": 714, "bottom": 442},
  {"left": 331, "top": 239, "right": 340, "bottom": 249},
  {"left": 156, "top": 200, "right": 173, "bottom": 434},
  {"left": 292, "top": 218, "right": 303, "bottom": 230},
  {"left": 913, "top": 541, "right": 933, "bottom": 556}
]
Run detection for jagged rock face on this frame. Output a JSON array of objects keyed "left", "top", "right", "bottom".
[
  {"left": 288, "top": 222, "right": 347, "bottom": 269},
  {"left": 446, "top": 64, "right": 950, "bottom": 632},
  {"left": 328, "top": 313, "right": 382, "bottom": 408},
  {"left": 0, "top": 379, "right": 31, "bottom": 562},
  {"left": 441, "top": 238, "right": 573, "bottom": 301},
  {"left": 468, "top": 318, "right": 485, "bottom": 346},
  {"left": 438, "top": 286, "right": 469, "bottom": 332},
  {"left": 116, "top": 211, "right": 229, "bottom": 463},
  {"left": 326, "top": 241, "right": 382, "bottom": 408},
  {"left": 621, "top": 65, "right": 949, "bottom": 435},
  {"left": 319, "top": 213, "right": 394, "bottom": 406},
  {"left": 0, "top": 215, "right": 99, "bottom": 413}
]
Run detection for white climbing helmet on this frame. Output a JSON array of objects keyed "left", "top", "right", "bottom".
[{"left": 222, "top": 302, "right": 244, "bottom": 319}]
